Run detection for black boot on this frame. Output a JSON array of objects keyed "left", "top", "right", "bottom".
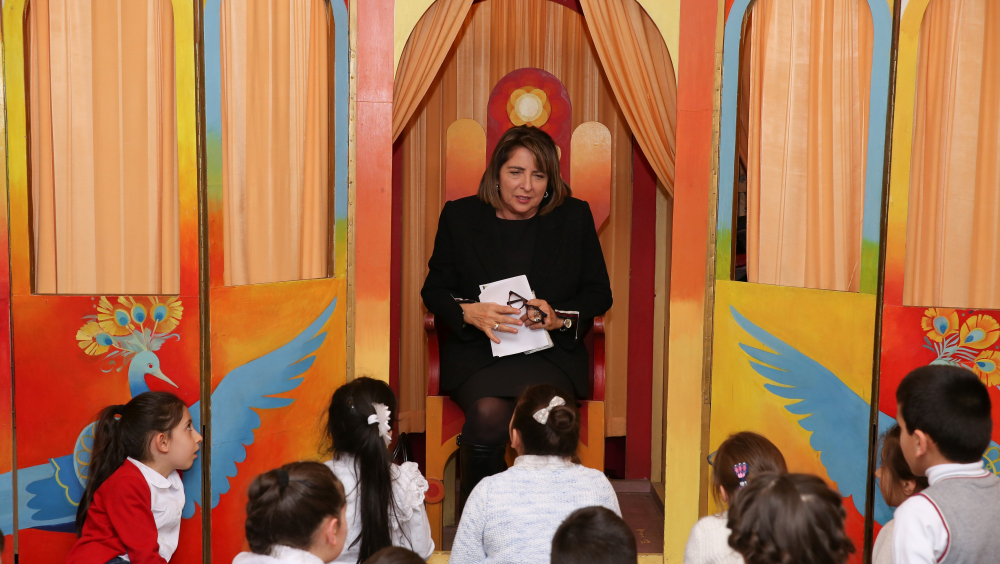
[{"left": 458, "top": 439, "right": 508, "bottom": 517}]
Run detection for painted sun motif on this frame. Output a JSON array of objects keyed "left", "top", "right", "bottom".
[
  {"left": 921, "top": 308, "right": 960, "bottom": 342},
  {"left": 76, "top": 321, "right": 114, "bottom": 356},
  {"left": 959, "top": 314, "right": 1000, "bottom": 350},
  {"left": 97, "top": 296, "right": 134, "bottom": 336},
  {"left": 508, "top": 86, "right": 551, "bottom": 127}
]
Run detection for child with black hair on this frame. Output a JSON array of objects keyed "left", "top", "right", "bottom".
[
  {"left": 892, "top": 365, "right": 999, "bottom": 564},
  {"left": 550, "top": 506, "right": 637, "bottom": 564},
  {"left": 727, "top": 473, "right": 855, "bottom": 564},
  {"left": 324, "top": 377, "right": 433, "bottom": 563},
  {"left": 450, "top": 384, "right": 620, "bottom": 564},
  {"left": 871, "top": 424, "right": 928, "bottom": 564},
  {"left": 361, "top": 547, "right": 425, "bottom": 564},
  {"left": 233, "top": 462, "right": 348, "bottom": 563},
  {"left": 683, "top": 432, "right": 787, "bottom": 564},
  {"left": 67, "top": 392, "right": 202, "bottom": 564}
]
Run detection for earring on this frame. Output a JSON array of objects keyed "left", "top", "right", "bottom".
[{"left": 544, "top": 191, "right": 549, "bottom": 198}]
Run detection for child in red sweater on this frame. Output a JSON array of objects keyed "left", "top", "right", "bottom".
[{"left": 67, "top": 391, "right": 202, "bottom": 564}]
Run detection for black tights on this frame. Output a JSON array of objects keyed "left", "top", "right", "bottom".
[{"left": 460, "top": 397, "right": 515, "bottom": 446}]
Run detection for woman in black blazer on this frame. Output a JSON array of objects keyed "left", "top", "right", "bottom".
[{"left": 421, "top": 126, "right": 612, "bottom": 510}]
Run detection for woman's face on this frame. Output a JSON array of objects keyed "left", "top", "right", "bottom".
[{"left": 496, "top": 146, "right": 548, "bottom": 219}]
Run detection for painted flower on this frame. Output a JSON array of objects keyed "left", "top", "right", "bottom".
[
  {"left": 971, "top": 350, "right": 1000, "bottom": 386},
  {"left": 77, "top": 321, "right": 115, "bottom": 356},
  {"left": 97, "top": 296, "right": 134, "bottom": 336},
  {"left": 921, "top": 308, "right": 960, "bottom": 342},
  {"left": 507, "top": 86, "right": 551, "bottom": 128},
  {"left": 148, "top": 296, "right": 183, "bottom": 333},
  {"left": 119, "top": 296, "right": 148, "bottom": 325},
  {"left": 959, "top": 314, "right": 1000, "bottom": 350},
  {"left": 984, "top": 446, "right": 1000, "bottom": 477}
]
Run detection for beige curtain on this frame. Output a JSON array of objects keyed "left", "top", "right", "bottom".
[
  {"left": 28, "top": 0, "right": 179, "bottom": 295},
  {"left": 578, "top": 0, "right": 676, "bottom": 193},
  {"left": 904, "top": 0, "right": 1000, "bottom": 309},
  {"left": 740, "top": 0, "right": 873, "bottom": 292},
  {"left": 393, "top": 0, "right": 474, "bottom": 142},
  {"left": 220, "top": 0, "right": 330, "bottom": 286},
  {"left": 398, "top": 0, "right": 669, "bottom": 435}
]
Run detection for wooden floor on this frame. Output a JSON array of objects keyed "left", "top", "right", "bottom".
[{"left": 441, "top": 479, "right": 665, "bottom": 553}]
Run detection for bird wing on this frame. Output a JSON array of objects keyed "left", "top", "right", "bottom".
[
  {"left": 730, "top": 306, "right": 895, "bottom": 524},
  {"left": 182, "top": 299, "right": 336, "bottom": 517}
]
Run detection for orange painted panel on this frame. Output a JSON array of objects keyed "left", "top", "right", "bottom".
[
  {"left": 446, "top": 119, "right": 487, "bottom": 202},
  {"left": 571, "top": 122, "right": 612, "bottom": 231},
  {"left": 357, "top": 0, "right": 394, "bottom": 103}
]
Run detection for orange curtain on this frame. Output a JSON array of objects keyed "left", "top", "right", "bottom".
[
  {"left": 220, "top": 0, "right": 330, "bottom": 286},
  {"left": 397, "top": 0, "right": 668, "bottom": 434},
  {"left": 578, "top": 0, "right": 676, "bottom": 193},
  {"left": 741, "top": 0, "right": 873, "bottom": 292},
  {"left": 904, "top": 0, "right": 1000, "bottom": 309},
  {"left": 28, "top": 0, "right": 179, "bottom": 295},
  {"left": 392, "top": 0, "right": 474, "bottom": 142}
]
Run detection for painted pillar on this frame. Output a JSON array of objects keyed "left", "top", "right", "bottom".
[
  {"left": 663, "top": 0, "right": 721, "bottom": 559},
  {"left": 353, "top": 0, "right": 395, "bottom": 381}
]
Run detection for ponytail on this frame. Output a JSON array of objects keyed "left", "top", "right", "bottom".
[
  {"left": 324, "top": 377, "right": 399, "bottom": 563},
  {"left": 511, "top": 385, "right": 580, "bottom": 458},
  {"left": 245, "top": 462, "right": 346, "bottom": 555},
  {"left": 76, "top": 392, "right": 186, "bottom": 534}
]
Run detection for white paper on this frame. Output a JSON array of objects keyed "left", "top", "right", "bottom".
[{"left": 478, "top": 275, "right": 553, "bottom": 357}]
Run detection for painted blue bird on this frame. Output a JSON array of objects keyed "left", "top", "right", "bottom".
[
  {"left": 731, "top": 306, "right": 1000, "bottom": 526},
  {"left": 0, "top": 298, "right": 336, "bottom": 534}
]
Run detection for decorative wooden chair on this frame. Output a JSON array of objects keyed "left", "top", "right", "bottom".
[{"left": 422, "top": 312, "right": 606, "bottom": 547}]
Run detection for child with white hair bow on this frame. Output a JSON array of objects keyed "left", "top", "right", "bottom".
[
  {"left": 323, "top": 377, "right": 434, "bottom": 564},
  {"left": 450, "top": 384, "right": 620, "bottom": 564}
]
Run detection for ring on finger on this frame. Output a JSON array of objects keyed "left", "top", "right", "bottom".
[{"left": 493, "top": 322, "right": 500, "bottom": 331}]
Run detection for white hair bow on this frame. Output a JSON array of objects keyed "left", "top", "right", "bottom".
[
  {"left": 533, "top": 396, "right": 566, "bottom": 424},
  {"left": 368, "top": 403, "right": 393, "bottom": 446}
]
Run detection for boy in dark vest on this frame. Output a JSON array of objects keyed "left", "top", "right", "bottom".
[{"left": 893, "top": 365, "right": 998, "bottom": 564}]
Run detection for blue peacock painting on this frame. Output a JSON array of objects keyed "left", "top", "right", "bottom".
[{"left": 0, "top": 296, "right": 337, "bottom": 533}]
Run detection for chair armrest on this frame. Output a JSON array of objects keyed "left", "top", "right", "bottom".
[
  {"left": 425, "top": 313, "right": 441, "bottom": 396},
  {"left": 589, "top": 316, "right": 606, "bottom": 402}
]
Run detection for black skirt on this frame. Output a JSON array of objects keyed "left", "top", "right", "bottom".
[{"left": 447, "top": 352, "right": 577, "bottom": 412}]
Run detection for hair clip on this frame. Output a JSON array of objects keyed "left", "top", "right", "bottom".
[
  {"left": 368, "top": 403, "right": 393, "bottom": 446},
  {"left": 733, "top": 462, "right": 748, "bottom": 489},
  {"left": 533, "top": 396, "right": 566, "bottom": 424},
  {"left": 276, "top": 469, "right": 290, "bottom": 492}
]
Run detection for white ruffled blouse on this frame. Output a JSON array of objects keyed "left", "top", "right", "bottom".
[
  {"left": 325, "top": 455, "right": 435, "bottom": 563},
  {"left": 232, "top": 545, "right": 326, "bottom": 564}
]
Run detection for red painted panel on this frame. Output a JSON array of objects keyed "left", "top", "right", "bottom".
[
  {"left": 355, "top": 101, "right": 394, "bottom": 303},
  {"left": 357, "top": 0, "right": 393, "bottom": 103},
  {"left": 626, "top": 143, "right": 657, "bottom": 480}
]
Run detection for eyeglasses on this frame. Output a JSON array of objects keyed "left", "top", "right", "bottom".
[
  {"left": 706, "top": 450, "right": 718, "bottom": 467},
  {"left": 507, "top": 291, "right": 547, "bottom": 321}
]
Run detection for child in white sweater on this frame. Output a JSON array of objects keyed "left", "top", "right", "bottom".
[
  {"left": 449, "top": 385, "right": 620, "bottom": 564},
  {"left": 232, "top": 462, "right": 349, "bottom": 564},
  {"left": 870, "top": 425, "right": 928, "bottom": 564},
  {"left": 683, "top": 432, "right": 787, "bottom": 564}
]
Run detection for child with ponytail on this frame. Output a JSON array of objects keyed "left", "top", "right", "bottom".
[
  {"left": 449, "top": 384, "right": 620, "bottom": 564},
  {"left": 233, "top": 462, "right": 349, "bottom": 563},
  {"left": 324, "top": 377, "right": 434, "bottom": 563},
  {"left": 683, "top": 431, "right": 787, "bottom": 564},
  {"left": 67, "top": 391, "right": 202, "bottom": 564}
]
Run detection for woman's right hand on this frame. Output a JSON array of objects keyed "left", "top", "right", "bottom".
[{"left": 460, "top": 302, "right": 523, "bottom": 344}]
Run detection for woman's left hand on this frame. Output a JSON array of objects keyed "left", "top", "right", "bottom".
[{"left": 522, "top": 299, "right": 562, "bottom": 331}]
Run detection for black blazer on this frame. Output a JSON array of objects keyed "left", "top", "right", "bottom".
[{"left": 421, "top": 196, "right": 613, "bottom": 398}]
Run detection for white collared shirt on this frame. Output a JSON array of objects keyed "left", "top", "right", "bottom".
[
  {"left": 232, "top": 545, "right": 327, "bottom": 564},
  {"left": 891, "top": 461, "right": 990, "bottom": 564},
  {"left": 124, "top": 457, "right": 185, "bottom": 562}
]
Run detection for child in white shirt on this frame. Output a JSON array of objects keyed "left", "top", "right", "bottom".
[{"left": 870, "top": 425, "right": 928, "bottom": 564}]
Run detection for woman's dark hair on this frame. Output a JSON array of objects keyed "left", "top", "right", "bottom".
[
  {"left": 551, "top": 506, "right": 637, "bottom": 564},
  {"left": 76, "top": 391, "right": 187, "bottom": 534},
  {"left": 362, "top": 546, "right": 425, "bottom": 564},
  {"left": 245, "top": 462, "right": 346, "bottom": 554},
  {"left": 879, "top": 424, "right": 929, "bottom": 501},
  {"left": 511, "top": 385, "right": 579, "bottom": 457},
  {"left": 727, "top": 473, "right": 855, "bottom": 564},
  {"left": 896, "top": 365, "right": 992, "bottom": 462},
  {"left": 477, "top": 125, "right": 570, "bottom": 215},
  {"left": 712, "top": 431, "right": 787, "bottom": 506},
  {"left": 325, "top": 377, "right": 399, "bottom": 562}
]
